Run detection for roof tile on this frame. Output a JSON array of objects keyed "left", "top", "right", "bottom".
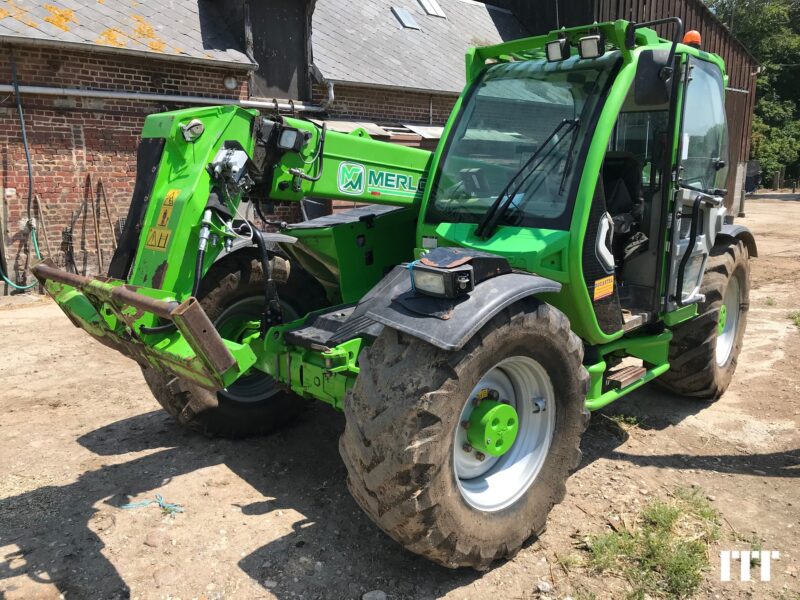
[
  {"left": 0, "top": 0, "right": 252, "bottom": 66},
  {"left": 312, "top": 0, "right": 527, "bottom": 94}
]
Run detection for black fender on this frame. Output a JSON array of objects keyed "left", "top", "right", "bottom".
[
  {"left": 717, "top": 224, "right": 757, "bottom": 257},
  {"left": 362, "top": 266, "right": 561, "bottom": 351}
]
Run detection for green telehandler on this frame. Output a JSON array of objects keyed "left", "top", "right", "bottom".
[{"left": 34, "top": 18, "right": 756, "bottom": 569}]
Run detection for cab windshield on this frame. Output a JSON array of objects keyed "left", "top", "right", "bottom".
[{"left": 426, "top": 54, "right": 618, "bottom": 230}]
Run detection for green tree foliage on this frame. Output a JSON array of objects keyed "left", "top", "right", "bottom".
[{"left": 706, "top": 0, "right": 800, "bottom": 185}]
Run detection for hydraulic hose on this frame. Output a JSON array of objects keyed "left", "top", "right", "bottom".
[
  {"left": 0, "top": 227, "right": 42, "bottom": 290},
  {"left": 2, "top": 53, "right": 43, "bottom": 291},
  {"left": 251, "top": 227, "right": 283, "bottom": 336},
  {"left": 11, "top": 53, "right": 34, "bottom": 221}
]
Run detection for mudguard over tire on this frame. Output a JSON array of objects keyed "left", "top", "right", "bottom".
[
  {"left": 659, "top": 239, "right": 750, "bottom": 399},
  {"left": 142, "top": 250, "right": 328, "bottom": 438},
  {"left": 339, "top": 301, "right": 589, "bottom": 569}
]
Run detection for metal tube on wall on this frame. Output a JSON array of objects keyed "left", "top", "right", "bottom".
[{"left": 0, "top": 84, "right": 325, "bottom": 113}]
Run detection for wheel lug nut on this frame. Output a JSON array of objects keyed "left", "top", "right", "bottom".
[
  {"left": 462, "top": 442, "right": 473, "bottom": 453},
  {"left": 461, "top": 420, "right": 470, "bottom": 430},
  {"left": 488, "top": 389, "right": 499, "bottom": 400},
  {"left": 475, "top": 452, "right": 486, "bottom": 462}
]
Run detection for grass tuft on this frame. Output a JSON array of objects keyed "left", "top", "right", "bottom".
[
  {"left": 609, "top": 413, "right": 643, "bottom": 427},
  {"left": 587, "top": 487, "right": 720, "bottom": 599},
  {"left": 789, "top": 310, "right": 800, "bottom": 327}
]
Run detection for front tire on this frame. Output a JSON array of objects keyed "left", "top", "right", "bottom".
[
  {"left": 339, "top": 302, "right": 589, "bottom": 569},
  {"left": 142, "top": 251, "right": 328, "bottom": 438},
  {"left": 658, "top": 239, "right": 750, "bottom": 399}
]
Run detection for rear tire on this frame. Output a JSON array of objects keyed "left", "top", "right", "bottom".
[
  {"left": 339, "top": 302, "right": 589, "bottom": 569},
  {"left": 142, "top": 251, "right": 328, "bottom": 438},
  {"left": 658, "top": 239, "right": 750, "bottom": 400}
]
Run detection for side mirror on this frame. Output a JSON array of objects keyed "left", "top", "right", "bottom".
[{"left": 634, "top": 49, "right": 672, "bottom": 106}]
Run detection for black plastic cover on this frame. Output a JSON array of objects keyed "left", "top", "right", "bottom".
[
  {"left": 107, "top": 137, "right": 165, "bottom": 279},
  {"left": 717, "top": 223, "right": 758, "bottom": 257},
  {"left": 634, "top": 49, "right": 672, "bottom": 106}
]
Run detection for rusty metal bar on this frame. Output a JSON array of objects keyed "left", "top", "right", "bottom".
[
  {"left": 32, "top": 259, "right": 177, "bottom": 320},
  {"left": 172, "top": 297, "right": 238, "bottom": 376},
  {"left": 33, "top": 258, "right": 236, "bottom": 373}
]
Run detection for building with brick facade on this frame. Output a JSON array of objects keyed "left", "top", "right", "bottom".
[
  {"left": 0, "top": 0, "right": 525, "bottom": 290},
  {"left": 0, "top": 1, "right": 259, "bottom": 289},
  {"left": 1, "top": 0, "right": 756, "bottom": 291}
]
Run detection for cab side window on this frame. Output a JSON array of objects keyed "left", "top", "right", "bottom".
[
  {"left": 608, "top": 110, "right": 669, "bottom": 197},
  {"left": 680, "top": 59, "right": 729, "bottom": 191}
]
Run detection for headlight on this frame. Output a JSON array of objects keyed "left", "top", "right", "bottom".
[
  {"left": 410, "top": 263, "right": 474, "bottom": 298},
  {"left": 277, "top": 127, "right": 308, "bottom": 152}
]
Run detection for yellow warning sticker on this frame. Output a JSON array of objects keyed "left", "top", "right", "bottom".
[
  {"left": 593, "top": 275, "right": 615, "bottom": 301},
  {"left": 144, "top": 227, "right": 171, "bottom": 251},
  {"left": 156, "top": 189, "right": 180, "bottom": 227}
]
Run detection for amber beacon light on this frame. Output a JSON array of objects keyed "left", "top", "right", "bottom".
[{"left": 683, "top": 30, "right": 702, "bottom": 48}]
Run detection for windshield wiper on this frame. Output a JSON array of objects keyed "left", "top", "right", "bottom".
[
  {"left": 678, "top": 181, "right": 728, "bottom": 197},
  {"left": 475, "top": 118, "right": 580, "bottom": 239}
]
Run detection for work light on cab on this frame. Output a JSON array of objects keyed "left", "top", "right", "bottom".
[
  {"left": 578, "top": 34, "right": 605, "bottom": 59},
  {"left": 546, "top": 37, "right": 570, "bottom": 62}
]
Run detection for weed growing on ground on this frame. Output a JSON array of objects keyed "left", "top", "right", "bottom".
[
  {"left": 609, "top": 413, "right": 643, "bottom": 427},
  {"left": 587, "top": 487, "right": 720, "bottom": 599},
  {"left": 765, "top": 297, "right": 777, "bottom": 306},
  {"left": 789, "top": 310, "right": 800, "bottom": 327}
]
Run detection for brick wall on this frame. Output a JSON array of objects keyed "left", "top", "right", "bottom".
[
  {"left": 0, "top": 44, "right": 254, "bottom": 290},
  {"left": 1, "top": 46, "right": 461, "bottom": 292},
  {"left": 311, "top": 82, "right": 457, "bottom": 125}
]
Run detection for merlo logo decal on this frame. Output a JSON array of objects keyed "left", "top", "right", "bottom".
[{"left": 338, "top": 162, "right": 366, "bottom": 195}]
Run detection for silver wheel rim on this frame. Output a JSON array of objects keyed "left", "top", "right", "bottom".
[
  {"left": 215, "top": 297, "right": 298, "bottom": 403},
  {"left": 453, "top": 356, "right": 556, "bottom": 512},
  {"left": 716, "top": 276, "right": 741, "bottom": 367}
]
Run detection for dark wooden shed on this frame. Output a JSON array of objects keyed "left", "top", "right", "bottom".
[{"left": 489, "top": 0, "right": 758, "bottom": 214}]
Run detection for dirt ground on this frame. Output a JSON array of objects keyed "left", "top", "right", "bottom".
[{"left": 1, "top": 197, "right": 798, "bottom": 600}]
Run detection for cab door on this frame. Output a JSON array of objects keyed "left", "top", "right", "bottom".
[{"left": 665, "top": 56, "right": 730, "bottom": 311}]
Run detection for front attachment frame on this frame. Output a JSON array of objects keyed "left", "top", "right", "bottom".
[{"left": 32, "top": 259, "right": 256, "bottom": 390}]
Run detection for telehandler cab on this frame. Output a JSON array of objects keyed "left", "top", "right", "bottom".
[{"left": 34, "top": 18, "right": 756, "bottom": 569}]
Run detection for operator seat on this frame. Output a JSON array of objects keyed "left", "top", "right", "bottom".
[
  {"left": 602, "top": 151, "right": 642, "bottom": 225},
  {"left": 602, "top": 151, "right": 645, "bottom": 265}
]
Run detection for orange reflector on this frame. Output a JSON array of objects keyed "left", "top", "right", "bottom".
[{"left": 683, "top": 30, "right": 702, "bottom": 48}]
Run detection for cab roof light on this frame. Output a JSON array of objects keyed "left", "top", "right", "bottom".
[
  {"left": 683, "top": 30, "right": 702, "bottom": 48},
  {"left": 546, "top": 38, "right": 570, "bottom": 62},
  {"left": 578, "top": 34, "right": 605, "bottom": 59}
]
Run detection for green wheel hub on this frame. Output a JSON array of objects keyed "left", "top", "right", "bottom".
[
  {"left": 718, "top": 304, "right": 728, "bottom": 335},
  {"left": 466, "top": 395, "right": 519, "bottom": 457}
]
